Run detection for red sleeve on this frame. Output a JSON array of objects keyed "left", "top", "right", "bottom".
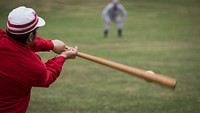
[
  {"left": 32, "top": 56, "right": 66, "bottom": 87},
  {"left": 29, "top": 36, "right": 54, "bottom": 52}
]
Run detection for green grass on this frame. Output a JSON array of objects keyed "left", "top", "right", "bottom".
[{"left": 0, "top": 0, "right": 200, "bottom": 113}]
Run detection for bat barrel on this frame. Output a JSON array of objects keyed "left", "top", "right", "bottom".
[{"left": 77, "top": 52, "right": 177, "bottom": 89}]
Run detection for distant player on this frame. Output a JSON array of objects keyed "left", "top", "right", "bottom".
[{"left": 102, "top": 0, "right": 127, "bottom": 38}]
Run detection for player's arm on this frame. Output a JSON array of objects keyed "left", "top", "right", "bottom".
[
  {"left": 102, "top": 4, "right": 112, "bottom": 19},
  {"left": 31, "top": 46, "right": 77, "bottom": 87},
  {"left": 29, "top": 36, "right": 66, "bottom": 54},
  {"left": 119, "top": 4, "right": 127, "bottom": 19}
]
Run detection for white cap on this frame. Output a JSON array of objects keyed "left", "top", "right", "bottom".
[
  {"left": 113, "top": 0, "right": 119, "bottom": 3},
  {"left": 6, "top": 6, "right": 45, "bottom": 35}
]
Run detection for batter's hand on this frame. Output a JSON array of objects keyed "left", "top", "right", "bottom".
[
  {"left": 57, "top": 46, "right": 78, "bottom": 59},
  {"left": 52, "top": 39, "right": 66, "bottom": 54}
]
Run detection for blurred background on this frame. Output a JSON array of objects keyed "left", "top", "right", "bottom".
[{"left": 0, "top": 0, "right": 200, "bottom": 113}]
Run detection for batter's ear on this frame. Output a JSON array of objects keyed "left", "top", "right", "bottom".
[{"left": 26, "top": 32, "right": 34, "bottom": 45}]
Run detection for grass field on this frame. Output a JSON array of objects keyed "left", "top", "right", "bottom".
[{"left": 0, "top": 0, "right": 200, "bottom": 113}]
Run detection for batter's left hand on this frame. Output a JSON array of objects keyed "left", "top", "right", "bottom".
[{"left": 52, "top": 39, "right": 66, "bottom": 54}]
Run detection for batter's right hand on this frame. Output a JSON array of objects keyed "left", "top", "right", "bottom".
[{"left": 57, "top": 46, "right": 78, "bottom": 59}]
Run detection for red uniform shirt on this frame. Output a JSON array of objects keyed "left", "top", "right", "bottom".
[{"left": 0, "top": 29, "right": 66, "bottom": 113}]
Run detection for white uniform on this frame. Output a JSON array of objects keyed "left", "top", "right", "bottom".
[{"left": 102, "top": 0, "right": 127, "bottom": 37}]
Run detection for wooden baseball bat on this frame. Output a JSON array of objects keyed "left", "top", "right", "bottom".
[{"left": 77, "top": 52, "right": 177, "bottom": 89}]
